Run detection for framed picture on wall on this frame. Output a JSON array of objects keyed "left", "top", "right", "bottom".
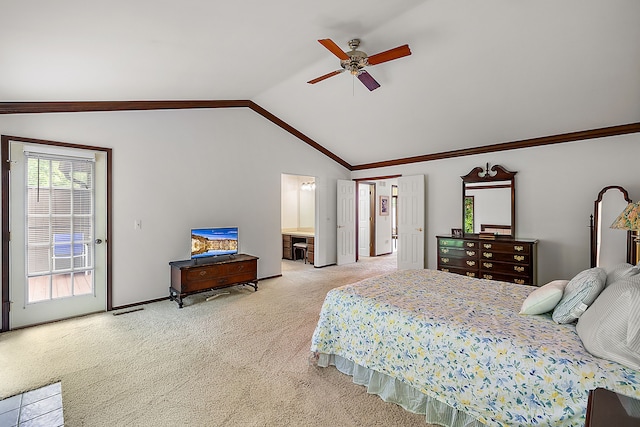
[{"left": 380, "top": 196, "right": 389, "bottom": 216}]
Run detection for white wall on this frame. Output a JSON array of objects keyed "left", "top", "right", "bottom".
[
  {"left": 0, "top": 109, "right": 349, "bottom": 307},
  {"left": 2, "top": 109, "right": 639, "bottom": 306},
  {"left": 351, "top": 133, "right": 640, "bottom": 285},
  {"left": 280, "top": 175, "right": 300, "bottom": 230}
]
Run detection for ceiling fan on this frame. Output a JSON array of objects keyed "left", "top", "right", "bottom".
[{"left": 307, "top": 38, "right": 411, "bottom": 91}]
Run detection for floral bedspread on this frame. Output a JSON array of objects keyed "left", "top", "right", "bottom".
[{"left": 310, "top": 269, "right": 640, "bottom": 426}]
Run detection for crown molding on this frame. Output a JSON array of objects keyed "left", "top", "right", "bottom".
[
  {"left": 351, "top": 122, "right": 640, "bottom": 170},
  {"left": 2, "top": 101, "right": 638, "bottom": 171}
]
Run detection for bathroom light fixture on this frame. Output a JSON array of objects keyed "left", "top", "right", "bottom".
[{"left": 300, "top": 182, "right": 316, "bottom": 191}]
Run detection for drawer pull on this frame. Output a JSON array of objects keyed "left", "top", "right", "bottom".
[
  {"left": 466, "top": 242, "right": 474, "bottom": 247},
  {"left": 441, "top": 268, "right": 450, "bottom": 272},
  {"left": 199, "top": 271, "right": 208, "bottom": 277},
  {"left": 442, "top": 241, "right": 450, "bottom": 246},
  {"left": 483, "top": 262, "right": 493, "bottom": 268},
  {"left": 483, "top": 243, "right": 492, "bottom": 249},
  {"left": 466, "top": 272, "right": 476, "bottom": 278},
  {"left": 514, "top": 245, "right": 524, "bottom": 252},
  {"left": 466, "top": 250, "right": 476, "bottom": 256},
  {"left": 514, "top": 255, "right": 525, "bottom": 262},
  {"left": 514, "top": 279, "right": 525, "bottom": 285},
  {"left": 483, "top": 274, "right": 493, "bottom": 280},
  {"left": 514, "top": 266, "right": 525, "bottom": 273},
  {"left": 441, "top": 258, "right": 450, "bottom": 263},
  {"left": 441, "top": 248, "right": 450, "bottom": 254},
  {"left": 466, "top": 260, "right": 476, "bottom": 267},
  {"left": 483, "top": 252, "right": 493, "bottom": 258}
]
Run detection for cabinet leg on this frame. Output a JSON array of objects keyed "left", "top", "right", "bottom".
[{"left": 169, "top": 288, "right": 184, "bottom": 308}]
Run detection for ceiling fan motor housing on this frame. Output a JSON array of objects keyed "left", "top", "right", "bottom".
[{"left": 341, "top": 50, "right": 368, "bottom": 75}]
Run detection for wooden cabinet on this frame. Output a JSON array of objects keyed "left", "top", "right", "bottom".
[
  {"left": 437, "top": 235, "right": 538, "bottom": 285},
  {"left": 585, "top": 388, "right": 640, "bottom": 427},
  {"left": 169, "top": 254, "right": 258, "bottom": 308},
  {"left": 307, "top": 237, "right": 314, "bottom": 264},
  {"left": 282, "top": 233, "right": 314, "bottom": 264},
  {"left": 283, "top": 234, "right": 292, "bottom": 259}
]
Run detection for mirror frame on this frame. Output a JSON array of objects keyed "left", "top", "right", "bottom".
[
  {"left": 461, "top": 164, "right": 517, "bottom": 238},
  {"left": 590, "top": 185, "right": 634, "bottom": 267}
]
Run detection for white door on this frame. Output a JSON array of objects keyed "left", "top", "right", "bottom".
[
  {"left": 358, "top": 183, "right": 371, "bottom": 257},
  {"left": 8, "top": 141, "right": 107, "bottom": 329},
  {"left": 337, "top": 179, "right": 356, "bottom": 265},
  {"left": 397, "top": 175, "right": 425, "bottom": 270}
]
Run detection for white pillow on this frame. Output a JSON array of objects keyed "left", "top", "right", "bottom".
[
  {"left": 604, "top": 263, "right": 640, "bottom": 287},
  {"left": 520, "top": 280, "right": 569, "bottom": 315},
  {"left": 576, "top": 274, "right": 640, "bottom": 371},
  {"left": 552, "top": 267, "right": 606, "bottom": 324}
]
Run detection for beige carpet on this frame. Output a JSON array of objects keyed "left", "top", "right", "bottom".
[{"left": 0, "top": 254, "right": 437, "bottom": 426}]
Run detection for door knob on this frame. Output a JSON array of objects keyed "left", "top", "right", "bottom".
[{"left": 95, "top": 239, "right": 103, "bottom": 244}]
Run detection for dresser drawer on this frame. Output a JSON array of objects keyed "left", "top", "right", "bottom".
[
  {"left": 480, "top": 260, "right": 530, "bottom": 275},
  {"left": 228, "top": 260, "right": 256, "bottom": 275},
  {"left": 477, "top": 241, "right": 531, "bottom": 254},
  {"left": 480, "top": 272, "right": 532, "bottom": 285},
  {"left": 439, "top": 239, "right": 477, "bottom": 249},
  {"left": 441, "top": 266, "right": 479, "bottom": 278},
  {"left": 439, "top": 256, "right": 479, "bottom": 269},
  {"left": 439, "top": 246, "right": 478, "bottom": 258},
  {"left": 185, "top": 264, "right": 227, "bottom": 281},
  {"left": 480, "top": 251, "right": 531, "bottom": 264}
]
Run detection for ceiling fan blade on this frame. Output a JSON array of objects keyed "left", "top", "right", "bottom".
[
  {"left": 318, "top": 39, "right": 349, "bottom": 61},
  {"left": 357, "top": 71, "right": 380, "bottom": 91},
  {"left": 307, "top": 69, "right": 344, "bottom": 84},
  {"left": 367, "top": 44, "right": 411, "bottom": 65}
]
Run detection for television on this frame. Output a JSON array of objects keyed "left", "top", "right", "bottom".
[{"left": 191, "top": 226, "right": 239, "bottom": 259}]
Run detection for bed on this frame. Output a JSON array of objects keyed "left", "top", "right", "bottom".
[{"left": 310, "top": 268, "right": 640, "bottom": 427}]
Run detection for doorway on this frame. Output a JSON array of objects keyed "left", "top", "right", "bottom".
[
  {"left": 338, "top": 175, "right": 423, "bottom": 269},
  {"left": 281, "top": 174, "right": 316, "bottom": 267},
  {"left": 358, "top": 182, "right": 375, "bottom": 257},
  {"left": 1, "top": 136, "right": 112, "bottom": 331},
  {"left": 357, "top": 179, "right": 395, "bottom": 258}
]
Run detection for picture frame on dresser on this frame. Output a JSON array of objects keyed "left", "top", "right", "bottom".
[{"left": 451, "top": 228, "right": 463, "bottom": 238}]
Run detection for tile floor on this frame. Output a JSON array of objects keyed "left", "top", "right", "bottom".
[{"left": 0, "top": 382, "right": 64, "bottom": 427}]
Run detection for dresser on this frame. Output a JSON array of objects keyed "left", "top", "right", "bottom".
[
  {"left": 436, "top": 235, "right": 538, "bottom": 286},
  {"left": 169, "top": 254, "right": 258, "bottom": 308}
]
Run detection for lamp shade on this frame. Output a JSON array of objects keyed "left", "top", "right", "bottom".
[{"left": 611, "top": 201, "right": 640, "bottom": 231}]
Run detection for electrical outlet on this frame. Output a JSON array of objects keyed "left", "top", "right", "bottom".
[{"left": 134, "top": 220, "right": 142, "bottom": 230}]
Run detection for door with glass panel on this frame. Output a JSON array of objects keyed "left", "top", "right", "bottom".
[{"left": 9, "top": 141, "right": 107, "bottom": 329}]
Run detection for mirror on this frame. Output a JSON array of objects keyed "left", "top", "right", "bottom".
[
  {"left": 462, "top": 164, "right": 516, "bottom": 237},
  {"left": 590, "top": 186, "right": 633, "bottom": 267}
]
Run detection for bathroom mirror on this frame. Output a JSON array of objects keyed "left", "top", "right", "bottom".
[
  {"left": 590, "top": 185, "right": 633, "bottom": 267},
  {"left": 461, "top": 164, "right": 516, "bottom": 237}
]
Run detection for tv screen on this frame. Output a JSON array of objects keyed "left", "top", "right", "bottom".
[{"left": 191, "top": 227, "right": 239, "bottom": 259}]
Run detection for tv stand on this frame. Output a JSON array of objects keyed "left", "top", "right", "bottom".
[{"left": 169, "top": 254, "right": 258, "bottom": 308}]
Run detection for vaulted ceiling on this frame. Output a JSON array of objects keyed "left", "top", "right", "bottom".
[{"left": 2, "top": 0, "right": 639, "bottom": 167}]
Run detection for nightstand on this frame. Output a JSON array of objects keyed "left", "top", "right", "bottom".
[{"left": 585, "top": 388, "right": 640, "bottom": 427}]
